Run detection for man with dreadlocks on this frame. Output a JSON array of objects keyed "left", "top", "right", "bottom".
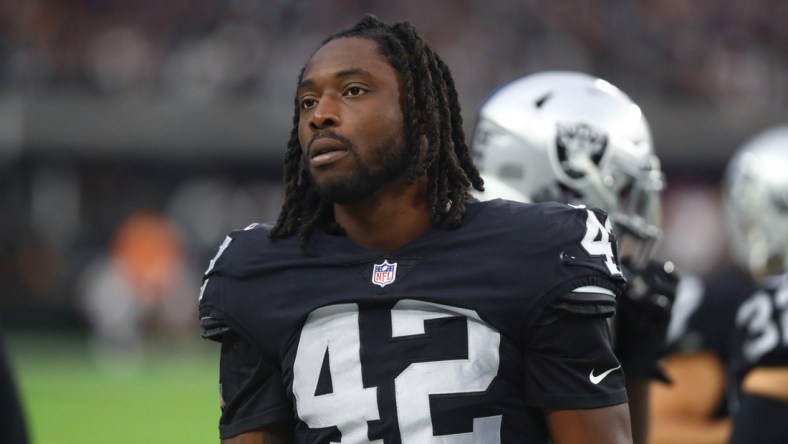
[{"left": 199, "top": 15, "right": 633, "bottom": 444}]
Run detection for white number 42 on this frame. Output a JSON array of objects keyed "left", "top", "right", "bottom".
[{"left": 292, "top": 300, "right": 503, "bottom": 443}]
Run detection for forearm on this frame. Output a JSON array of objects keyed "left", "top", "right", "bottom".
[
  {"left": 647, "top": 417, "right": 730, "bottom": 444},
  {"left": 626, "top": 379, "right": 649, "bottom": 444},
  {"left": 547, "top": 403, "right": 633, "bottom": 444}
]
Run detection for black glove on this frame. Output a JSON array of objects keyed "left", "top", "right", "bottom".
[{"left": 615, "top": 258, "right": 679, "bottom": 383}]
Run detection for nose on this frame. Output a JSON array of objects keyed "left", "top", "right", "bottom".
[{"left": 309, "top": 95, "right": 341, "bottom": 130}]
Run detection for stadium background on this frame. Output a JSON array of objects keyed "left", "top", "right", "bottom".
[{"left": 0, "top": 1, "right": 786, "bottom": 442}]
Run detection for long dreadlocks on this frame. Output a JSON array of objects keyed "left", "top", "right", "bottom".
[{"left": 268, "top": 14, "right": 485, "bottom": 247}]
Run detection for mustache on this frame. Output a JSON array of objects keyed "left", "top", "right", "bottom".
[{"left": 307, "top": 130, "right": 353, "bottom": 157}]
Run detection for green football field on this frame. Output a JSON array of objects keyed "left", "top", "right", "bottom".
[{"left": 7, "top": 332, "right": 222, "bottom": 444}]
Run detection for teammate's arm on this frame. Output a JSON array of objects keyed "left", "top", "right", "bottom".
[
  {"left": 742, "top": 366, "right": 788, "bottom": 402},
  {"left": 547, "top": 403, "right": 633, "bottom": 444},
  {"left": 647, "top": 351, "right": 729, "bottom": 444}
]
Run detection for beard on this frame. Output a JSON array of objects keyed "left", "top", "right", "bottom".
[{"left": 309, "top": 132, "right": 411, "bottom": 205}]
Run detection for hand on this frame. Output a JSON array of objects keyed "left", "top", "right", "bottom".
[{"left": 616, "top": 259, "right": 679, "bottom": 382}]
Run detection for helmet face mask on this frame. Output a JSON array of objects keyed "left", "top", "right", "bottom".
[
  {"left": 472, "top": 71, "right": 664, "bottom": 266},
  {"left": 723, "top": 125, "right": 788, "bottom": 278}
]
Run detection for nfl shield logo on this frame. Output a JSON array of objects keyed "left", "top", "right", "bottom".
[{"left": 371, "top": 260, "right": 397, "bottom": 288}]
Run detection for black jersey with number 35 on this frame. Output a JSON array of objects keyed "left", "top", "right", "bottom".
[
  {"left": 199, "top": 199, "right": 628, "bottom": 443},
  {"left": 727, "top": 273, "right": 788, "bottom": 444}
]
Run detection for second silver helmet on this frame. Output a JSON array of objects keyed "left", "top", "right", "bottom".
[
  {"left": 472, "top": 71, "right": 664, "bottom": 262},
  {"left": 723, "top": 124, "right": 788, "bottom": 278}
]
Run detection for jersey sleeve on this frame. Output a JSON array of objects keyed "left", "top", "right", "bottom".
[
  {"left": 521, "top": 305, "right": 627, "bottom": 409},
  {"left": 505, "top": 203, "right": 627, "bottom": 409},
  {"left": 216, "top": 329, "right": 293, "bottom": 439},
  {"left": 557, "top": 206, "right": 626, "bottom": 290},
  {"left": 529, "top": 204, "right": 626, "bottom": 316},
  {"left": 198, "top": 230, "right": 293, "bottom": 438}
]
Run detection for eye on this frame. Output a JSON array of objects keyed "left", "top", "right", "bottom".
[
  {"left": 345, "top": 86, "right": 366, "bottom": 97},
  {"left": 300, "top": 98, "right": 317, "bottom": 110}
]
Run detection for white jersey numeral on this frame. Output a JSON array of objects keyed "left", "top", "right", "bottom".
[
  {"left": 736, "top": 283, "right": 788, "bottom": 363},
  {"left": 391, "top": 300, "right": 502, "bottom": 443},
  {"left": 293, "top": 304, "right": 382, "bottom": 444},
  {"left": 580, "top": 210, "right": 623, "bottom": 277},
  {"left": 293, "top": 301, "right": 502, "bottom": 443}
]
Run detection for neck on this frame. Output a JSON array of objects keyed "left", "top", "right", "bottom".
[{"left": 333, "top": 175, "right": 431, "bottom": 253}]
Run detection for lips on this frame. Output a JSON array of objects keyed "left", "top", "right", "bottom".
[
  {"left": 308, "top": 137, "right": 350, "bottom": 164},
  {"left": 310, "top": 139, "right": 347, "bottom": 158}
]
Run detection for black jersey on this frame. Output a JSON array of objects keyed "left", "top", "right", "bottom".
[
  {"left": 667, "top": 266, "right": 755, "bottom": 360},
  {"left": 199, "top": 199, "right": 628, "bottom": 442},
  {"left": 728, "top": 273, "right": 788, "bottom": 426},
  {"left": 665, "top": 266, "right": 755, "bottom": 418}
]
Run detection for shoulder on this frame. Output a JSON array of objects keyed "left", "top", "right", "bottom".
[
  {"left": 202, "top": 222, "right": 285, "bottom": 276},
  {"left": 473, "top": 197, "right": 599, "bottom": 222},
  {"left": 466, "top": 199, "right": 624, "bottom": 287},
  {"left": 198, "top": 222, "right": 283, "bottom": 336},
  {"left": 198, "top": 222, "right": 278, "bottom": 301},
  {"left": 224, "top": 222, "right": 273, "bottom": 253},
  {"left": 471, "top": 199, "right": 612, "bottom": 246}
]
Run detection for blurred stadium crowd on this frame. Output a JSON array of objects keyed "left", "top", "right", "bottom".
[
  {"left": 2, "top": 0, "right": 788, "bottom": 104},
  {"left": 0, "top": 0, "right": 787, "bottom": 342}
]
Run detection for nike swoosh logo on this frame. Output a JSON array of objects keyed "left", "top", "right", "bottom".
[{"left": 589, "top": 365, "right": 621, "bottom": 384}]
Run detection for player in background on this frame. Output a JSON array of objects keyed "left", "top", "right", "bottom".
[
  {"left": 647, "top": 255, "right": 755, "bottom": 443},
  {"left": 722, "top": 124, "right": 788, "bottom": 443},
  {"left": 199, "top": 16, "right": 634, "bottom": 444},
  {"left": 471, "top": 173, "right": 530, "bottom": 203},
  {"left": 470, "top": 71, "right": 678, "bottom": 444},
  {"left": 0, "top": 322, "right": 28, "bottom": 443}
]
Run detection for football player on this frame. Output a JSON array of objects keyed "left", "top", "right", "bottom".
[
  {"left": 648, "top": 261, "right": 756, "bottom": 444},
  {"left": 199, "top": 16, "right": 634, "bottom": 444},
  {"left": 722, "top": 124, "right": 788, "bottom": 443},
  {"left": 470, "top": 71, "right": 678, "bottom": 444},
  {"left": 0, "top": 323, "right": 28, "bottom": 443},
  {"left": 649, "top": 266, "right": 755, "bottom": 444}
]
